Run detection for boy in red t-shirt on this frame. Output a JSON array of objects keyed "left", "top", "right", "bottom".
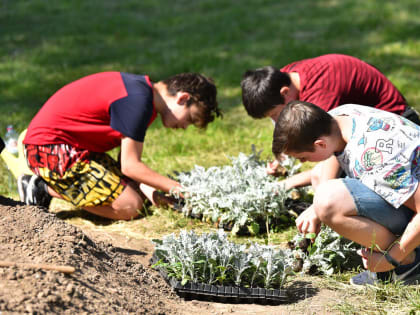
[
  {"left": 241, "top": 54, "right": 420, "bottom": 184},
  {"left": 18, "top": 72, "right": 221, "bottom": 220}
]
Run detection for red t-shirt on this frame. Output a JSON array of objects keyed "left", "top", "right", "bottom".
[
  {"left": 281, "top": 54, "right": 407, "bottom": 114},
  {"left": 24, "top": 72, "right": 157, "bottom": 152}
]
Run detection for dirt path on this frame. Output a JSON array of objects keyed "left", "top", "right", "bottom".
[{"left": 0, "top": 196, "right": 348, "bottom": 314}]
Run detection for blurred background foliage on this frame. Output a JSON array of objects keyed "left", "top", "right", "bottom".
[{"left": 1, "top": 0, "right": 419, "bottom": 196}]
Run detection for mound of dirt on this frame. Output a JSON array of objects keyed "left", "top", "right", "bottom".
[{"left": 0, "top": 196, "right": 180, "bottom": 314}]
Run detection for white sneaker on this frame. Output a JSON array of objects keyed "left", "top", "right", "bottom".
[{"left": 350, "top": 271, "right": 378, "bottom": 286}]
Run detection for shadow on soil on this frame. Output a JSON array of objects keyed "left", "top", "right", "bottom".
[{"left": 286, "top": 281, "right": 319, "bottom": 303}]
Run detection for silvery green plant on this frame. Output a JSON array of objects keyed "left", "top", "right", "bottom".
[
  {"left": 280, "top": 155, "right": 302, "bottom": 176},
  {"left": 291, "top": 226, "right": 360, "bottom": 275},
  {"left": 153, "top": 229, "right": 294, "bottom": 289},
  {"left": 173, "top": 147, "right": 302, "bottom": 234}
]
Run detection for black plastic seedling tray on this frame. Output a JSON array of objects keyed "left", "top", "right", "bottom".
[{"left": 150, "top": 254, "right": 289, "bottom": 305}]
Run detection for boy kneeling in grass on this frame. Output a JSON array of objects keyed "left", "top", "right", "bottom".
[
  {"left": 272, "top": 100, "right": 420, "bottom": 285},
  {"left": 18, "top": 72, "right": 221, "bottom": 220}
]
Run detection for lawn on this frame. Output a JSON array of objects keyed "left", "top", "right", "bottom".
[{"left": 1, "top": 0, "right": 420, "bottom": 313}]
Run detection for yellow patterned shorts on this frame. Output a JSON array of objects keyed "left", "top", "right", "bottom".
[{"left": 25, "top": 144, "right": 126, "bottom": 208}]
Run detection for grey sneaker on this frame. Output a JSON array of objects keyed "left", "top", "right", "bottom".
[
  {"left": 351, "top": 248, "right": 420, "bottom": 286},
  {"left": 378, "top": 248, "right": 420, "bottom": 284},
  {"left": 350, "top": 271, "right": 378, "bottom": 286},
  {"left": 17, "top": 174, "right": 52, "bottom": 209}
]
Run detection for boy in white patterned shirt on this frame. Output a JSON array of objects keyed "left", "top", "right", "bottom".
[{"left": 272, "top": 100, "right": 420, "bottom": 285}]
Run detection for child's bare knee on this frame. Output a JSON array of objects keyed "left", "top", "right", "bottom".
[
  {"left": 313, "top": 181, "right": 341, "bottom": 221},
  {"left": 112, "top": 198, "right": 143, "bottom": 220}
]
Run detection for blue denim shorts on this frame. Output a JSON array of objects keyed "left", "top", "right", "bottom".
[{"left": 342, "top": 178, "right": 414, "bottom": 236}]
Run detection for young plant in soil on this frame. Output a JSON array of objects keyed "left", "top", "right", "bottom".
[
  {"left": 288, "top": 225, "right": 361, "bottom": 275},
  {"left": 172, "top": 147, "right": 309, "bottom": 236},
  {"left": 152, "top": 229, "right": 295, "bottom": 289}
]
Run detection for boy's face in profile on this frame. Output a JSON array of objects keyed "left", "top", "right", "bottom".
[
  {"left": 285, "top": 137, "right": 334, "bottom": 163},
  {"left": 161, "top": 92, "right": 198, "bottom": 129}
]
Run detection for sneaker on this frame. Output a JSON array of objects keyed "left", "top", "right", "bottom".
[
  {"left": 17, "top": 174, "right": 31, "bottom": 203},
  {"left": 17, "top": 174, "right": 52, "bottom": 209},
  {"left": 350, "top": 270, "right": 378, "bottom": 286},
  {"left": 350, "top": 248, "right": 420, "bottom": 286},
  {"left": 378, "top": 248, "right": 420, "bottom": 284}
]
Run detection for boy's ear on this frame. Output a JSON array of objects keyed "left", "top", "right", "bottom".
[
  {"left": 280, "top": 86, "right": 289, "bottom": 97},
  {"left": 314, "top": 138, "right": 327, "bottom": 149},
  {"left": 177, "top": 92, "right": 191, "bottom": 105}
]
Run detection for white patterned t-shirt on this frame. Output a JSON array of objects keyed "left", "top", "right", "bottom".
[{"left": 329, "top": 104, "right": 420, "bottom": 208}]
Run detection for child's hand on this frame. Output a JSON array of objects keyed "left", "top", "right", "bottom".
[
  {"left": 170, "top": 185, "right": 186, "bottom": 199},
  {"left": 295, "top": 205, "right": 321, "bottom": 239},
  {"left": 267, "top": 159, "right": 288, "bottom": 177},
  {"left": 267, "top": 160, "right": 280, "bottom": 176}
]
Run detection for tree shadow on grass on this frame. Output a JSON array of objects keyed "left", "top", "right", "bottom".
[{"left": 1, "top": 0, "right": 420, "bottom": 123}]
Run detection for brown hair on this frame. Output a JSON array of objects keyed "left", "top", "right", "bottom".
[
  {"left": 162, "top": 73, "right": 221, "bottom": 128},
  {"left": 272, "top": 100, "right": 334, "bottom": 158}
]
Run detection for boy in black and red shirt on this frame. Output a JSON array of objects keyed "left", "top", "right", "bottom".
[
  {"left": 19, "top": 72, "right": 220, "bottom": 220},
  {"left": 241, "top": 54, "right": 418, "bottom": 121},
  {"left": 241, "top": 54, "right": 420, "bottom": 184}
]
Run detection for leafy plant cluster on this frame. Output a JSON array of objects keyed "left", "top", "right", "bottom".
[
  {"left": 152, "top": 229, "right": 294, "bottom": 289},
  {"left": 174, "top": 148, "right": 305, "bottom": 234},
  {"left": 289, "top": 226, "right": 361, "bottom": 275}
]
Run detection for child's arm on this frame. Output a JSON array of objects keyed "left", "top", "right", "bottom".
[
  {"left": 280, "top": 156, "right": 342, "bottom": 191},
  {"left": 385, "top": 185, "right": 420, "bottom": 266},
  {"left": 280, "top": 170, "right": 312, "bottom": 190},
  {"left": 361, "top": 185, "right": 420, "bottom": 272},
  {"left": 313, "top": 156, "right": 342, "bottom": 187},
  {"left": 119, "top": 137, "right": 181, "bottom": 194}
]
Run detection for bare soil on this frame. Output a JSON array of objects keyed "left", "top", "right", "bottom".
[{"left": 0, "top": 196, "right": 352, "bottom": 314}]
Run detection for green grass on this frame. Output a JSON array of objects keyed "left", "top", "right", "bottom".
[{"left": 1, "top": 0, "right": 420, "bottom": 312}]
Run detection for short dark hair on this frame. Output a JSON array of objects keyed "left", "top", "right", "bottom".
[
  {"left": 272, "top": 101, "right": 334, "bottom": 158},
  {"left": 162, "top": 73, "right": 221, "bottom": 128},
  {"left": 241, "top": 66, "right": 291, "bottom": 119}
]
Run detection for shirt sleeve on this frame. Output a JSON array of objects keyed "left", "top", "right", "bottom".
[{"left": 109, "top": 93, "right": 153, "bottom": 142}]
